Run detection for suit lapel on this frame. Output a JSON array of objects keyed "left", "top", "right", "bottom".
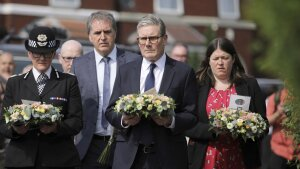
[
  {"left": 199, "top": 83, "right": 210, "bottom": 122},
  {"left": 116, "top": 48, "right": 126, "bottom": 69},
  {"left": 23, "top": 71, "right": 40, "bottom": 97},
  {"left": 40, "top": 69, "right": 59, "bottom": 96},
  {"left": 159, "top": 56, "right": 175, "bottom": 94},
  {"left": 131, "top": 59, "right": 142, "bottom": 93},
  {"left": 87, "top": 53, "right": 99, "bottom": 101},
  {"left": 235, "top": 81, "right": 249, "bottom": 96}
]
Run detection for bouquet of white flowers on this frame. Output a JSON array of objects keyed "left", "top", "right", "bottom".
[
  {"left": 3, "top": 104, "right": 31, "bottom": 126},
  {"left": 3, "top": 103, "right": 63, "bottom": 126},
  {"left": 30, "top": 102, "right": 63, "bottom": 125},
  {"left": 114, "top": 93, "right": 176, "bottom": 118},
  {"left": 209, "top": 108, "right": 267, "bottom": 141}
]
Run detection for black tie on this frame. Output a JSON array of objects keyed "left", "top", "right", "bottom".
[
  {"left": 145, "top": 63, "right": 156, "bottom": 91},
  {"left": 140, "top": 63, "right": 156, "bottom": 145},
  {"left": 102, "top": 57, "right": 110, "bottom": 129},
  {"left": 37, "top": 73, "right": 48, "bottom": 95}
]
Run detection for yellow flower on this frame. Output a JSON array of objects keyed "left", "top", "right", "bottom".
[
  {"left": 35, "top": 107, "right": 45, "bottom": 113},
  {"left": 147, "top": 104, "right": 153, "bottom": 111},
  {"left": 237, "top": 119, "right": 244, "bottom": 126},
  {"left": 21, "top": 111, "right": 30, "bottom": 120},
  {"left": 154, "top": 100, "right": 162, "bottom": 105}
]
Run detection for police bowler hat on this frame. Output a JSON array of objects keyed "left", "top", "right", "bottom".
[{"left": 25, "top": 26, "right": 60, "bottom": 53}]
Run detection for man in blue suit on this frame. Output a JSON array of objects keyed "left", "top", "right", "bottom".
[
  {"left": 106, "top": 14, "right": 198, "bottom": 169},
  {"left": 72, "top": 11, "right": 140, "bottom": 169}
]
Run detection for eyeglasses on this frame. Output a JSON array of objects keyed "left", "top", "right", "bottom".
[
  {"left": 137, "top": 36, "right": 163, "bottom": 45},
  {"left": 62, "top": 56, "right": 77, "bottom": 62},
  {"left": 31, "top": 52, "right": 54, "bottom": 59}
]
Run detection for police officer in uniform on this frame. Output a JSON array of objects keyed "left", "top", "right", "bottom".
[{"left": 0, "top": 26, "right": 83, "bottom": 169}]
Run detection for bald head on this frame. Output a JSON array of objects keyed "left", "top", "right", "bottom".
[
  {"left": 59, "top": 40, "right": 83, "bottom": 73},
  {"left": 60, "top": 40, "right": 83, "bottom": 57},
  {"left": 170, "top": 43, "right": 189, "bottom": 63}
]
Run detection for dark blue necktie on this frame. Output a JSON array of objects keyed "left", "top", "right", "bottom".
[
  {"left": 145, "top": 63, "right": 156, "bottom": 91},
  {"left": 102, "top": 57, "right": 110, "bottom": 129},
  {"left": 140, "top": 63, "right": 156, "bottom": 145}
]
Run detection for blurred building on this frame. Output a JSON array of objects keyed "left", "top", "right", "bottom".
[{"left": 0, "top": 0, "right": 258, "bottom": 75}]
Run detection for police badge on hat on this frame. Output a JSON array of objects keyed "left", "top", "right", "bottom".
[{"left": 25, "top": 26, "right": 60, "bottom": 53}]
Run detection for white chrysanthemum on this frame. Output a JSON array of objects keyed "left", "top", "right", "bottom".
[
  {"left": 251, "top": 126, "right": 257, "bottom": 133},
  {"left": 227, "top": 123, "right": 233, "bottom": 129}
]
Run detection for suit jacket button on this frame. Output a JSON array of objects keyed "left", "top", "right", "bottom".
[{"left": 37, "top": 133, "right": 40, "bottom": 136}]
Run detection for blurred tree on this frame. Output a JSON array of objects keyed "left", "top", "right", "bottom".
[
  {"left": 246, "top": 0, "right": 300, "bottom": 164},
  {"left": 188, "top": 51, "right": 201, "bottom": 71}
]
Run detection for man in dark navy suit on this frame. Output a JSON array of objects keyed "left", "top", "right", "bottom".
[
  {"left": 106, "top": 14, "right": 198, "bottom": 169},
  {"left": 0, "top": 26, "right": 82, "bottom": 169}
]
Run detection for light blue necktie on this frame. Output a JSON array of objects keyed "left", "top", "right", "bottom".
[{"left": 102, "top": 57, "right": 110, "bottom": 129}]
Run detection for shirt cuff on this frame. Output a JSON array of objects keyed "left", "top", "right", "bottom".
[
  {"left": 121, "top": 115, "right": 130, "bottom": 128},
  {"left": 166, "top": 116, "right": 175, "bottom": 129}
]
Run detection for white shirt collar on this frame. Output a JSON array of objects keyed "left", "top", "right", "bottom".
[
  {"left": 142, "top": 52, "right": 166, "bottom": 70},
  {"left": 94, "top": 45, "right": 117, "bottom": 64},
  {"left": 32, "top": 66, "right": 52, "bottom": 81}
]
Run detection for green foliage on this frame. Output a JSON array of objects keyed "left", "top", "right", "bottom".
[
  {"left": 188, "top": 51, "right": 202, "bottom": 71},
  {"left": 246, "top": 0, "right": 300, "bottom": 165}
]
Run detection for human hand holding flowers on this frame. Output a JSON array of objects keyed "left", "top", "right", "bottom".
[
  {"left": 40, "top": 123, "right": 57, "bottom": 134},
  {"left": 152, "top": 115, "right": 173, "bottom": 127},
  {"left": 122, "top": 114, "right": 141, "bottom": 126},
  {"left": 12, "top": 124, "right": 29, "bottom": 135}
]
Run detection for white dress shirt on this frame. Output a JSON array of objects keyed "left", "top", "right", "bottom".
[
  {"left": 95, "top": 46, "right": 117, "bottom": 135},
  {"left": 140, "top": 54, "right": 166, "bottom": 93},
  {"left": 32, "top": 66, "right": 52, "bottom": 81}
]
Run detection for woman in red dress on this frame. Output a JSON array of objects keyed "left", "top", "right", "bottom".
[{"left": 185, "top": 37, "right": 267, "bottom": 169}]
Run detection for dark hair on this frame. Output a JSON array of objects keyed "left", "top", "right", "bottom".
[{"left": 196, "top": 37, "right": 247, "bottom": 85}]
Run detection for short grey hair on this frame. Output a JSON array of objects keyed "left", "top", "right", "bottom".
[
  {"left": 137, "top": 14, "right": 166, "bottom": 36},
  {"left": 86, "top": 11, "right": 117, "bottom": 34}
]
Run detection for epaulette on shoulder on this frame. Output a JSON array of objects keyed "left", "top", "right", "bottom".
[
  {"left": 9, "top": 74, "right": 18, "bottom": 78},
  {"left": 66, "top": 72, "right": 75, "bottom": 76},
  {"left": 23, "top": 71, "right": 30, "bottom": 79}
]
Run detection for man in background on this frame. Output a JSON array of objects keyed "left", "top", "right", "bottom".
[
  {"left": 0, "top": 51, "right": 15, "bottom": 81},
  {"left": 59, "top": 40, "right": 83, "bottom": 73},
  {"left": 170, "top": 42, "right": 189, "bottom": 63}
]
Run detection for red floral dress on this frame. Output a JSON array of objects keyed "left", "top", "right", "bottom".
[{"left": 202, "top": 87, "right": 246, "bottom": 169}]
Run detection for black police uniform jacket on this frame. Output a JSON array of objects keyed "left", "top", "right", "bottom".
[{"left": 0, "top": 68, "right": 83, "bottom": 168}]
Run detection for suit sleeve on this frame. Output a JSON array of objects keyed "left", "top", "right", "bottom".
[
  {"left": 0, "top": 78, "right": 21, "bottom": 139},
  {"left": 172, "top": 68, "right": 198, "bottom": 134},
  {"left": 185, "top": 84, "right": 216, "bottom": 141},
  {"left": 105, "top": 66, "right": 124, "bottom": 129},
  {"left": 55, "top": 76, "right": 83, "bottom": 137}
]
